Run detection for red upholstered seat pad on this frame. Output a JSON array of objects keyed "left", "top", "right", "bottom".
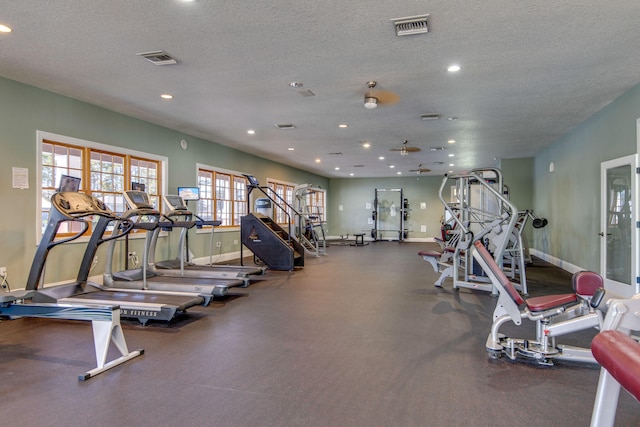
[
  {"left": 418, "top": 250, "right": 441, "bottom": 258},
  {"left": 525, "top": 294, "right": 577, "bottom": 312},
  {"left": 592, "top": 330, "right": 640, "bottom": 401},
  {"left": 572, "top": 271, "right": 603, "bottom": 296}
]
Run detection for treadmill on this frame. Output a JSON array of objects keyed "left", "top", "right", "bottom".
[
  {"left": 102, "top": 190, "right": 244, "bottom": 296},
  {"left": 31, "top": 192, "right": 207, "bottom": 325},
  {"left": 147, "top": 193, "right": 265, "bottom": 283}
]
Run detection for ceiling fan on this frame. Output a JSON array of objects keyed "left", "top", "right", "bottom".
[
  {"left": 409, "top": 164, "right": 432, "bottom": 175},
  {"left": 364, "top": 81, "right": 400, "bottom": 109},
  {"left": 390, "top": 140, "right": 421, "bottom": 156}
]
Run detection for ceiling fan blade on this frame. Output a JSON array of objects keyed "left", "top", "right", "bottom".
[
  {"left": 390, "top": 147, "right": 421, "bottom": 152},
  {"left": 375, "top": 89, "right": 400, "bottom": 105}
]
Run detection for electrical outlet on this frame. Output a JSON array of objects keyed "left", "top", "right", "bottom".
[
  {"left": 234, "top": 240, "right": 238, "bottom": 245},
  {"left": 0, "top": 267, "right": 6, "bottom": 277},
  {"left": 216, "top": 242, "right": 222, "bottom": 248}
]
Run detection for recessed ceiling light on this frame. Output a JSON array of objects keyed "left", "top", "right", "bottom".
[
  {"left": 448, "top": 139, "right": 456, "bottom": 144},
  {"left": 335, "top": 167, "right": 340, "bottom": 171},
  {"left": 0, "top": 24, "right": 12, "bottom": 33},
  {"left": 447, "top": 64, "right": 461, "bottom": 72},
  {"left": 448, "top": 153, "right": 455, "bottom": 157},
  {"left": 247, "top": 129, "right": 255, "bottom": 135},
  {"left": 397, "top": 171, "right": 402, "bottom": 175},
  {"left": 289, "top": 81, "right": 303, "bottom": 88},
  {"left": 349, "top": 173, "right": 355, "bottom": 176},
  {"left": 378, "top": 156, "right": 385, "bottom": 160},
  {"left": 389, "top": 165, "right": 395, "bottom": 169},
  {"left": 315, "top": 158, "right": 321, "bottom": 163},
  {"left": 362, "top": 142, "right": 371, "bottom": 148},
  {"left": 338, "top": 123, "right": 348, "bottom": 128},
  {"left": 288, "top": 147, "right": 295, "bottom": 151},
  {"left": 161, "top": 94, "right": 173, "bottom": 99},
  {"left": 449, "top": 163, "right": 455, "bottom": 167},
  {"left": 448, "top": 117, "right": 458, "bottom": 121}
]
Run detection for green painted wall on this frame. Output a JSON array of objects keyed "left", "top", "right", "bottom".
[
  {"left": 0, "top": 76, "right": 327, "bottom": 288},
  {"left": 533, "top": 82, "right": 640, "bottom": 271},
  {"left": 327, "top": 175, "right": 444, "bottom": 239},
  {"left": 2, "top": 72, "right": 639, "bottom": 289}
]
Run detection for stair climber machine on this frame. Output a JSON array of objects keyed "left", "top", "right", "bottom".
[
  {"left": 149, "top": 193, "right": 265, "bottom": 285},
  {"left": 240, "top": 175, "right": 305, "bottom": 271},
  {"left": 103, "top": 190, "right": 242, "bottom": 299},
  {"left": 293, "top": 183, "right": 327, "bottom": 257},
  {"left": 32, "top": 191, "right": 208, "bottom": 325},
  {"left": 0, "top": 191, "right": 143, "bottom": 379}
]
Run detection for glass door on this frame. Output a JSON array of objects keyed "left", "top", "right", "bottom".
[{"left": 600, "top": 155, "right": 638, "bottom": 297}]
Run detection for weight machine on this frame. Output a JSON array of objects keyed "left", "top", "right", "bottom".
[
  {"left": 293, "top": 183, "right": 327, "bottom": 257},
  {"left": 371, "top": 188, "right": 408, "bottom": 242},
  {"left": 421, "top": 168, "right": 527, "bottom": 294},
  {"left": 474, "top": 239, "right": 611, "bottom": 366}
]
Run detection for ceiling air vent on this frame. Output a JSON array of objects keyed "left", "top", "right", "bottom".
[
  {"left": 391, "top": 15, "right": 430, "bottom": 36},
  {"left": 136, "top": 50, "right": 179, "bottom": 65},
  {"left": 421, "top": 113, "right": 440, "bottom": 121},
  {"left": 298, "top": 90, "right": 315, "bottom": 97},
  {"left": 429, "top": 146, "right": 445, "bottom": 152},
  {"left": 275, "top": 123, "right": 297, "bottom": 130}
]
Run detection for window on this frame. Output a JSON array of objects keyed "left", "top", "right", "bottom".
[
  {"left": 266, "top": 179, "right": 296, "bottom": 224},
  {"left": 41, "top": 142, "right": 84, "bottom": 235},
  {"left": 197, "top": 165, "right": 247, "bottom": 227},
  {"left": 305, "top": 188, "right": 326, "bottom": 222},
  {"left": 216, "top": 173, "right": 231, "bottom": 225},
  {"left": 37, "top": 131, "right": 166, "bottom": 240}
]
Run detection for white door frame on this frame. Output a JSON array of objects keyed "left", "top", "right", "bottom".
[{"left": 600, "top": 154, "right": 639, "bottom": 297}]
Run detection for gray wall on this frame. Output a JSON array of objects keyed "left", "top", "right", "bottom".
[
  {"left": 0, "top": 76, "right": 327, "bottom": 287},
  {"left": 533, "top": 82, "right": 640, "bottom": 271}
]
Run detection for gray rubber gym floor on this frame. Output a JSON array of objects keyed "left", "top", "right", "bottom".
[{"left": 1, "top": 242, "right": 638, "bottom": 426}]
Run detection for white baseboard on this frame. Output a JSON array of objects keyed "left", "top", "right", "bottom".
[
  {"left": 325, "top": 235, "right": 436, "bottom": 243},
  {"left": 192, "top": 251, "right": 243, "bottom": 265},
  {"left": 529, "top": 249, "right": 585, "bottom": 274},
  {"left": 404, "top": 237, "right": 436, "bottom": 243}
]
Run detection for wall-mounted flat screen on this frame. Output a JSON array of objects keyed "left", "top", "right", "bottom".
[{"left": 178, "top": 187, "right": 200, "bottom": 201}]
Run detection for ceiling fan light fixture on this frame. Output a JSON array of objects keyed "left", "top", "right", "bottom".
[{"left": 364, "top": 96, "right": 378, "bottom": 109}]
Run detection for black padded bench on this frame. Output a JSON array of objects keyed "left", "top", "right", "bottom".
[{"left": 352, "top": 233, "right": 366, "bottom": 246}]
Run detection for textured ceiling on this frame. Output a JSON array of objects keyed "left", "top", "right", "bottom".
[{"left": 1, "top": 1, "right": 640, "bottom": 178}]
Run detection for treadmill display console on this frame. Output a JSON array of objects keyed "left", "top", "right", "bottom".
[
  {"left": 52, "top": 192, "right": 111, "bottom": 217},
  {"left": 165, "top": 195, "right": 188, "bottom": 211},
  {"left": 124, "top": 190, "right": 154, "bottom": 209}
]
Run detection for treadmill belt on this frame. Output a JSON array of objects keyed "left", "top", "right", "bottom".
[{"left": 66, "top": 290, "right": 203, "bottom": 311}]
